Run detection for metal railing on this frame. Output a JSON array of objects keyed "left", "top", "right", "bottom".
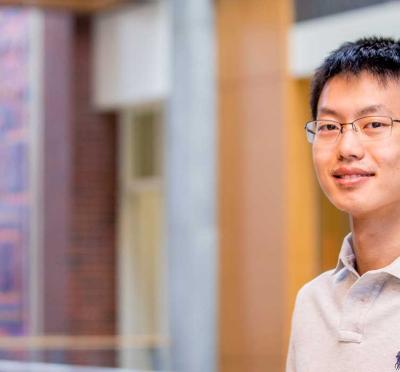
[{"left": 0, "top": 360, "right": 159, "bottom": 371}]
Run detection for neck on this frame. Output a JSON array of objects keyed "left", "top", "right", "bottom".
[{"left": 350, "top": 207, "right": 400, "bottom": 275}]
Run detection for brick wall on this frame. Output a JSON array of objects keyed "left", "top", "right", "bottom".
[
  {"left": 43, "top": 13, "right": 118, "bottom": 367},
  {"left": 67, "top": 15, "right": 117, "bottom": 365}
]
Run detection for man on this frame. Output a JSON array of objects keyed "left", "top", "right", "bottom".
[{"left": 286, "top": 37, "right": 400, "bottom": 372}]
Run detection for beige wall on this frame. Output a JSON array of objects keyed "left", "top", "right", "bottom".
[
  {"left": 285, "top": 78, "right": 320, "bottom": 333},
  {"left": 217, "top": 1, "right": 292, "bottom": 371}
]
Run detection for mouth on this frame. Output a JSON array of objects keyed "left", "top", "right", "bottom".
[
  {"left": 332, "top": 173, "right": 375, "bottom": 179},
  {"left": 331, "top": 168, "right": 375, "bottom": 186}
]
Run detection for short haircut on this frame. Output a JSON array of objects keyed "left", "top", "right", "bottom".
[{"left": 310, "top": 37, "right": 400, "bottom": 119}]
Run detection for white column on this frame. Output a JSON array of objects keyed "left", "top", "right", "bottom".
[{"left": 165, "top": 1, "right": 217, "bottom": 371}]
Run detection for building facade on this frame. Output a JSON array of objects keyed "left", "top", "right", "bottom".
[{"left": 0, "top": 0, "right": 397, "bottom": 371}]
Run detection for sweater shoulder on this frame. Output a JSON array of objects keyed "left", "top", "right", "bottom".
[{"left": 296, "top": 269, "right": 335, "bottom": 304}]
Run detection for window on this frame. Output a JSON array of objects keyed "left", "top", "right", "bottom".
[{"left": 117, "top": 106, "right": 167, "bottom": 370}]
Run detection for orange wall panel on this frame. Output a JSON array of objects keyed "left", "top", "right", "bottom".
[{"left": 217, "top": 1, "right": 291, "bottom": 371}]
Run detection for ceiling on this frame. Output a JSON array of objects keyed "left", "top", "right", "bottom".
[{"left": 0, "top": 0, "right": 132, "bottom": 12}]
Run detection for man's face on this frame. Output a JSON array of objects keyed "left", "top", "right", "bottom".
[{"left": 313, "top": 71, "right": 400, "bottom": 218}]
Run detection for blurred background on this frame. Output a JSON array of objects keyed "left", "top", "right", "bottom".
[{"left": 0, "top": 0, "right": 395, "bottom": 371}]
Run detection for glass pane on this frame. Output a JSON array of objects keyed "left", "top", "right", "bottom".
[
  {"left": 119, "top": 189, "right": 166, "bottom": 370},
  {"left": 134, "top": 189, "right": 163, "bottom": 335},
  {"left": 132, "top": 112, "right": 159, "bottom": 178}
]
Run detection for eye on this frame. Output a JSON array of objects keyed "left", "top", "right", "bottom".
[
  {"left": 317, "top": 123, "right": 339, "bottom": 132},
  {"left": 364, "top": 121, "right": 385, "bottom": 129},
  {"left": 359, "top": 117, "right": 392, "bottom": 138}
]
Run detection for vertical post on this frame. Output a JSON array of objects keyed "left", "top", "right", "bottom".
[
  {"left": 217, "top": 0, "right": 290, "bottom": 371},
  {"left": 166, "top": 1, "right": 217, "bottom": 371},
  {"left": 42, "top": 10, "right": 73, "bottom": 336}
]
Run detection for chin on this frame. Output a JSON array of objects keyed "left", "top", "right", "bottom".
[{"left": 326, "top": 193, "right": 367, "bottom": 216}]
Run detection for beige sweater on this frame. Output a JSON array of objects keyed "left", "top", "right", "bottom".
[{"left": 286, "top": 233, "right": 400, "bottom": 372}]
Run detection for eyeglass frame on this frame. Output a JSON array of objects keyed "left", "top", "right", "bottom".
[{"left": 304, "top": 115, "right": 400, "bottom": 144}]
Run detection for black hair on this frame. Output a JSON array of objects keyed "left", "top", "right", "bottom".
[{"left": 310, "top": 37, "right": 400, "bottom": 119}]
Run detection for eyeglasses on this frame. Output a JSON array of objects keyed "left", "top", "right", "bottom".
[{"left": 304, "top": 116, "right": 400, "bottom": 144}]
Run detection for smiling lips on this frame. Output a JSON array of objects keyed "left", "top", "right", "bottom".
[{"left": 332, "top": 167, "right": 376, "bottom": 186}]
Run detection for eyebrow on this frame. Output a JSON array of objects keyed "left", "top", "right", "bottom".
[
  {"left": 356, "top": 104, "right": 391, "bottom": 116},
  {"left": 318, "top": 104, "right": 392, "bottom": 118}
]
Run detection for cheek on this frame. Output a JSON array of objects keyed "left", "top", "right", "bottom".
[
  {"left": 312, "top": 147, "right": 332, "bottom": 186},
  {"left": 373, "top": 147, "right": 400, "bottom": 179}
]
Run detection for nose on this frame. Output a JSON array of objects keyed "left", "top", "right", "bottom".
[{"left": 336, "top": 124, "right": 365, "bottom": 161}]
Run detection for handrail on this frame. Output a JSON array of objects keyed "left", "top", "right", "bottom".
[
  {"left": 0, "top": 359, "right": 163, "bottom": 371},
  {"left": 0, "top": 334, "right": 169, "bottom": 350}
]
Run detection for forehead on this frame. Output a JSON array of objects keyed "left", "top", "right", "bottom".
[{"left": 317, "top": 72, "right": 400, "bottom": 119}]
